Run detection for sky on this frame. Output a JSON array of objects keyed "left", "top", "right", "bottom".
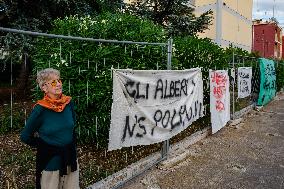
[{"left": 252, "top": 0, "right": 284, "bottom": 28}]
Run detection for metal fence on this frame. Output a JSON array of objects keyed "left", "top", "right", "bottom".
[
  {"left": 0, "top": 27, "right": 262, "bottom": 189},
  {"left": 0, "top": 26, "right": 173, "bottom": 188},
  {"left": 229, "top": 54, "right": 260, "bottom": 119}
]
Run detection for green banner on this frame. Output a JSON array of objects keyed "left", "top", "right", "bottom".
[{"left": 257, "top": 58, "right": 276, "bottom": 106}]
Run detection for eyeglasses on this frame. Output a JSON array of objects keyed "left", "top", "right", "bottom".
[{"left": 45, "top": 79, "right": 62, "bottom": 87}]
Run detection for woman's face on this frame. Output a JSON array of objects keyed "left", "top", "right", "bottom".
[{"left": 42, "top": 74, "right": 62, "bottom": 99}]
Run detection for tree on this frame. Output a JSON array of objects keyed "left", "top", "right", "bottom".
[
  {"left": 0, "top": 0, "right": 123, "bottom": 99},
  {"left": 0, "top": 0, "right": 124, "bottom": 59},
  {"left": 126, "top": 0, "right": 213, "bottom": 37},
  {"left": 0, "top": 0, "right": 124, "bottom": 31}
]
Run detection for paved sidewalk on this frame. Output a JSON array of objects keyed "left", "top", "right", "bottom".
[{"left": 122, "top": 93, "right": 284, "bottom": 189}]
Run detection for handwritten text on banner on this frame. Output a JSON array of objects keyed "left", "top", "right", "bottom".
[
  {"left": 108, "top": 68, "right": 204, "bottom": 151},
  {"left": 210, "top": 70, "right": 230, "bottom": 134}
]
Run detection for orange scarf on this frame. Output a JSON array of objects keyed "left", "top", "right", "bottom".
[{"left": 35, "top": 94, "right": 72, "bottom": 112}]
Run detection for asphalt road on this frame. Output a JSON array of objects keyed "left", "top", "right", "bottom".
[{"left": 122, "top": 93, "right": 284, "bottom": 189}]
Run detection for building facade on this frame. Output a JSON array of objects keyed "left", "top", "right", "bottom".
[
  {"left": 252, "top": 20, "right": 282, "bottom": 59},
  {"left": 282, "top": 36, "right": 284, "bottom": 59},
  {"left": 194, "top": 0, "right": 253, "bottom": 52}
]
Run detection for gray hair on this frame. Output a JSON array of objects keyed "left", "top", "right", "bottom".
[{"left": 37, "top": 68, "right": 60, "bottom": 89}]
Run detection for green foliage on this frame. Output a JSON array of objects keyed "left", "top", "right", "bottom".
[
  {"left": 127, "top": 0, "right": 213, "bottom": 37},
  {"left": 0, "top": 105, "right": 26, "bottom": 134},
  {"left": 276, "top": 60, "right": 284, "bottom": 91},
  {"left": 30, "top": 13, "right": 262, "bottom": 146},
  {"left": 173, "top": 36, "right": 228, "bottom": 69},
  {"left": 172, "top": 36, "right": 229, "bottom": 104},
  {"left": 32, "top": 13, "right": 167, "bottom": 146},
  {"left": 0, "top": 0, "right": 123, "bottom": 30},
  {"left": 50, "top": 13, "right": 166, "bottom": 41},
  {"left": 0, "top": 0, "right": 123, "bottom": 65}
]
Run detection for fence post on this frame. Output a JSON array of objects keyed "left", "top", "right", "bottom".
[
  {"left": 10, "top": 58, "right": 13, "bottom": 129},
  {"left": 232, "top": 51, "right": 235, "bottom": 120},
  {"left": 161, "top": 38, "right": 173, "bottom": 159},
  {"left": 167, "top": 38, "right": 173, "bottom": 70}
]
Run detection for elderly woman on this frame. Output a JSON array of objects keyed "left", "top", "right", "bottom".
[{"left": 20, "top": 68, "right": 79, "bottom": 189}]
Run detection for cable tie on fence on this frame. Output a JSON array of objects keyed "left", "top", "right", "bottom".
[
  {"left": 69, "top": 52, "right": 72, "bottom": 66},
  {"left": 111, "top": 65, "right": 114, "bottom": 79},
  {"left": 59, "top": 43, "right": 63, "bottom": 62}
]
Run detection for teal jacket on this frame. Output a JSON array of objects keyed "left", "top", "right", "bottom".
[{"left": 20, "top": 101, "right": 76, "bottom": 171}]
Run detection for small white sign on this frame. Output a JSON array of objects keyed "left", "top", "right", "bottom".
[
  {"left": 210, "top": 70, "right": 230, "bottom": 134},
  {"left": 237, "top": 67, "right": 252, "bottom": 98}
]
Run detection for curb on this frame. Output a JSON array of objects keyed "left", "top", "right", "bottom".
[
  {"left": 160, "top": 127, "right": 211, "bottom": 168},
  {"left": 87, "top": 127, "right": 211, "bottom": 189}
]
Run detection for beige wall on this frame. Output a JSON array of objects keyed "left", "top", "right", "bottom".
[
  {"left": 237, "top": 19, "right": 252, "bottom": 47},
  {"left": 238, "top": 1, "right": 253, "bottom": 20},
  {"left": 222, "top": 10, "right": 238, "bottom": 43},
  {"left": 195, "top": 0, "right": 253, "bottom": 52},
  {"left": 224, "top": 0, "right": 237, "bottom": 11},
  {"left": 223, "top": 0, "right": 252, "bottom": 20},
  {"left": 195, "top": 0, "right": 216, "bottom": 6},
  {"left": 197, "top": 10, "right": 217, "bottom": 40}
]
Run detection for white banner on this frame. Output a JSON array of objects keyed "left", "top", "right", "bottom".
[
  {"left": 237, "top": 67, "right": 252, "bottom": 98},
  {"left": 108, "top": 68, "right": 204, "bottom": 151},
  {"left": 210, "top": 70, "right": 230, "bottom": 134}
]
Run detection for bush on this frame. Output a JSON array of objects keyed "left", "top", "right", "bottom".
[
  {"left": 172, "top": 36, "right": 229, "bottom": 106},
  {"left": 32, "top": 13, "right": 167, "bottom": 146},
  {"left": 0, "top": 104, "right": 28, "bottom": 134},
  {"left": 276, "top": 60, "right": 284, "bottom": 91},
  {"left": 30, "top": 13, "right": 263, "bottom": 146}
]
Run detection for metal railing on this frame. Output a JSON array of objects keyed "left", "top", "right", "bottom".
[{"left": 0, "top": 26, "right": 172, "bottom": 188}]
